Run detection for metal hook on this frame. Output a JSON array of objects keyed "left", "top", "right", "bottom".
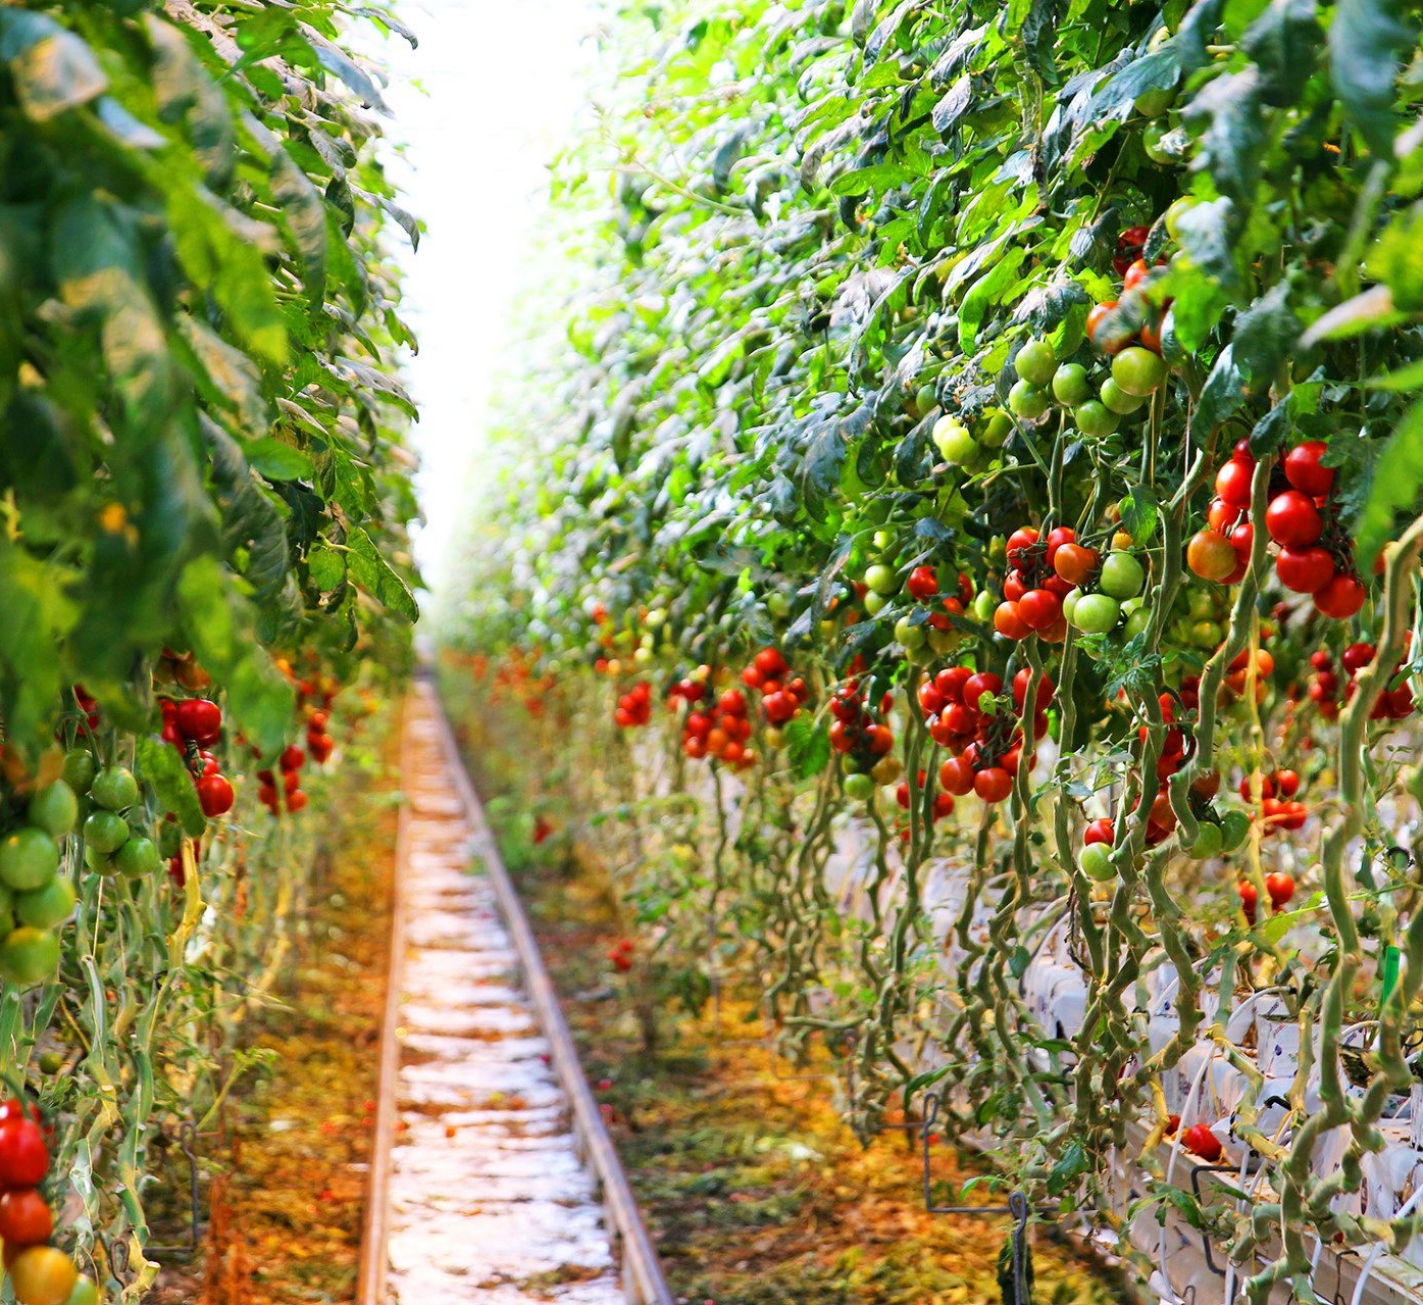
[
  {"left": 1188, "top": 1162, "right": 1244, "bottom": 1277},
  {"left": 106, "top": 1235, "right": 132, "bottom": 1284},
  {"left": 919, "top": 1094, "right": 1034, "bottom": 1302}
]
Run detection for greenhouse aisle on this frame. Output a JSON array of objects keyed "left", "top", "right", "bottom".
[{"left": 373, "top": 688, "right": 623, "bottom": 1304}]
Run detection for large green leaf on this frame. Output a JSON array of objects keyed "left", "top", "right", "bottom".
[{"left": 1329, "top": 0, "right": 1416, "bottom": 159}]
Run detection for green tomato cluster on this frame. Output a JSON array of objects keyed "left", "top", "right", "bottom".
[
  {"left": 1006, "top": 337, "right": 1167, "bottom": 447},
  {"left": 1061, "top": 550, "right": 1148, "bottom": 643},
  {"left": 0, "top": 774, "right": 83, "bottom": 987}
]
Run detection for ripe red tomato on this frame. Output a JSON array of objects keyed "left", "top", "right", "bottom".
[
  {"left": 1237, "top": 880, "right": 1259, "bottom": 921},
  {"left": 1044, "top": 526, "right": 1076, "bottom": 558},
  {"left": 944, "top": 702, "right": 980, "bottom": 736},
  {"left": 1314, "top": 571, "right": 1366, "bottom": 619},
  {"left": 994, "top": 602, "right": 1030, "bottom": 640},
  {"left": 1005, "top": 528, "right": 1040, "bottom": 570},
  {"left": 1123, "top": 258, "right": 1150, "bottom": 291},
  {"left": 1265, "top": 873, "right": 1295, "bottom": 908},
  {"left": 918, "top": 683, "right": 947, "bottom": 716},
  {"left": 1207, "top": 497, "right": 1239, "bottom": 533},
  {"left": 1084, "top": 817, "right": 1114, "bottom": 846},
  {"left": 1275, "top": 546, "right": 1335, "bottom": 594},
  {"left": 196, "top": 774, "right": 235, "bottom": 818},
  {"left": 1003, "top": 571, "right": 1028, "bottom": 603},
  {"left": 1139, "top": 318, "right": 1163, "bottom": 354},
  {"left": 906, "top": 566, "right": 939, "bottom": 601},
  {"left": 0, "top": 1189, "right": 51, "bottom": 1247},
  {"left": 933, "top": 792, "right": 956, "bottom": 820},
  {"left": 936, "top": 666, "right": 972, "bottom": 702},
  {"left": 1180, "top": 1123, "right": 1223, "bottom": 1161},
  {"left": 175, "top": 698, "right": 222, "bottom": 745},
  {"left": 974, "top": 767, "right": 1014, "bottom": 803},
  {"left": 962, "top": 672, "right": 1002, "bottom": 708},
  {"left": 0, "top": 1119, "right": 48, "bottom": 1187},
  {"left": 1012, "top": 667, "right": 1053, "bottom": 711},
  {"left": 1284, "top": 440, "right": 1334, "bottom": 497},
  {"left": 1214, "top": 458, "right": 1254, "bottom": 509},
  {"left": 1274, "top": 769, "right": 1300, "bottom": 797},
  {"left": 1053, "top": 543, "right": 1099, "bottom": 586},
  {"left": 1264, "top": 490, "right": 1323, "bottom": 547},
  {"left": 1016, "top": 589, "right": 1062, "bottom": 631},
  {"left": 754, "top": 647, "right": 788, "bottom": 678},
  {"left": 939, "top": 756, "right": 975, "bottom": 796},
  {"left": 280, "top": 745, "right": 305, "bottom": 771},
  {"left": 1087, "top": 301, "right": 1126, "bottom": 354}
]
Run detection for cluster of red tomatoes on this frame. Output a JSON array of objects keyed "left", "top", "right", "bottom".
[
  {"left": 1193, "top": 442, "right": 1365, "bottom": 617},
  {"left": 1305, "top": 643, "right": 1415, "bottom": 722},
  {"left": 740, "top": 647, "right": 811, "bottom": 727},
  {"left": 613, "top": 681, "right": 654, "bottom": 729},
  {"left": 893, "top": 770, "right": 957, "bottom": 822},
  {"left": 255, "top": 745, "right": 310, "bottom": 817},
  {"left": 159, "top": 697, "right": 235, "bottom": 819},
  {"left": 1238, "top": 769, "right": 1307, "bottom": 836},
  {"left": 291, "top": 672, "right": 339, "bottom": 766},
  {"left": 991, "top": 528, "right": 1073, "bottom": 642},
  {"left": 830, "top": 683, "right": 896, "bottom": 791},
  {"left": 1089, "top": 224, "right": 1166, "bottom": 355},
  {"left": 0, "top": 1099, "right": 96, "bottom": 1305},
  {"left": 1237, "top": 872, "right": 1297, "bottom": 924},
  {"left": 606, "top": 937, "right": 634, "bottom": 973},
  {"left": 679, "top": 687, "right": 758, "bottom": 770},
  {"left": 923, "top": 667, "right": 1048, "bottom": 805}
]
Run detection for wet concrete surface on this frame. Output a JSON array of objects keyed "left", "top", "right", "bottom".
[{"left": 383, "top": 698, "right": 623, "bottom": 1303}]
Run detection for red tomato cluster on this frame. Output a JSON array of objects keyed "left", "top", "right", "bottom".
[
  {"left": 894, "top": 769, "right": 957, "bottom": 822},
  {"left": 1306, "top": 643, "right": 1415, "bottom": 722},
  {"left": 614, "top": 681, "right": 654, "bottom": 729},
  {"left": 993, "top": 527, "right": 1073, "bottom": 642},
  {"left": 0, "top": 1098, "right": 92, "bottom": 1305},
  {"left": 160, "top": 698, "right": 236, "bottom": 819},
  {"left": 923, "top": 667, "right": 1047, "bottom": 805},
  {"left": 829, "top": 683, "right": 896, "bottom": 768},
  {"left": 1089, "top": 226, "right": 1166, "bottom": 355},
  {"left": 1145, "top": 693, "right": 1191, "bottom": 790},
  {"left": 1237, "top": 873, "right": 1297, "bottom": 923},
  {"left": 607, "top": 938, "right": 634, "bottom": 972},
  {"left": 256, "top": 745, "right": 309, "bottom": 817},
  {"left": 290, "top": 668, "right": 340, "bottom": 763},
  {"left": 682, "top": 688, "right": 757, "bottom": 770},
  {"left": 1238, "top": 769, "right": 1307, "bottom": 835},
  {"left": 740, "top": 647, "right": 811, "bottom": 727},
  {"left": 1206, "top": 442, "right": 1365, "bottom": 617}
]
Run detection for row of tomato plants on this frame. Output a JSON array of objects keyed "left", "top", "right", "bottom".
[
  {"left": 0, "top": 0, "right": 421, "bottom": 1300},
  {"left": 444, "top": 0, "right": 1423, "bottom": 1297}
]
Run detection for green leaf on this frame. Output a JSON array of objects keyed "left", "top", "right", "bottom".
[
  {"left": 0, "top": 543, "right": 78, "bottom": 753},
  {"left": 1366, "top": 204, "right": 1423, "bottom": 311},
  {"left": 244, "top": 438, "right": 313, "bottom": 481},
  {"left": 307, "top": 544, "right": 347, "bottom": 591},
  {"left": 0, "top": 13, "right": 107, "bottom": 122},
  {"left": 1193, "top": 345, "right": 1246, "bottom": 437},
  {"left": 784, "top": 713, "right": 831, "bottom": 780},
  {"left": 1241, "top": 0, "right": 1322, "bottom": 106},
  {"left": 1119, "top": 485, "right": 1159, "bottom": 546},
  {"left": 1046, "top": 1140, "right": 1089, "bottom": 1196},
  {"left": 1183, "top": 67, "right": 1265, "bottom": 203},
  {"left": 136, "top": 738, "right": 207, "bottom": 839},
  {"left": 1354, "top": 398, "right": 1423, "bottom": 570},
  {"left": 1329, "top": 0, "right": 1416, "bottom": 159},
  {"left": 1232, "top": 281, "right": 1299, "bottom": 386},
  {"left": 345, "top": 526, "right": 420, "bottom": 622},
  {"left": 272, "top": 151, "right": 328, "bottom": 310}
]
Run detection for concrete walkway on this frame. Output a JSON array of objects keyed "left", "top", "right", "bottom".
[{"left": 379, "top": 689, "right": 623, "bottom": 1304}]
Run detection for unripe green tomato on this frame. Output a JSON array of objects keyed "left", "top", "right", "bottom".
[
  {"left": 972, "top": 591, "right": 997, "bottom": 622},
  {"left": 928, "top": 626, "right": 960, "bottom": 655},
  {"left": 0, "top": 829, "right": 59, "bottom": 892},
  {"left": 819, "top": 620, "right": 838, "bottom": 640},
  {"left": 1071, "top": 593, "right": 1121, "bottom": 634},
  {"left": 1164, "top": 196, "right": 1199, "bottom": 241},
  {"left": 767, "top": 592, "right": 792, "bottom": 619},
  {"left": 1123, "top": 607, "right": 1151, "bottom": 640},
  {"left": 864, "top": 590, "right": 889, "bottom": 616},
  {"left": 1074, "top": 400, "right": 1120, "bottom": 438},
  {"left": 1100, "top": 378, "right": 1146, "bottom": 415},
  {"left": 915, "top": 383, "right": 939, "bottom": 415},
  {"left": 15, "top": 875, "right": 77, "bottom": 930},
  {"left": 37, "top": 1051, "right": 64, "bottom": 1076},
  {"left": 895, "top": 617, "right": 926, "bottom": 650},
  {"left": 933, "top": 416, "right": 982, "bottom": 467},
  {"left": 83, "top": 810, "right": 130, "bottom": 856},
  {"left": 979, "top": 411, "right": 1013, "bottom": 449},
  {"left": 1008, "top": 379, "right": 1050, "bottom": 420},
  {"left": 1061, "top": 588, "right": 1082, "bottom": 625},
  {"left": 1112, "top": 346, "right": 1167, "bottom": 397},
  {"left": 90, "top": 766, "right": 139, "bottom": 811},
  {"left": 28, "top": 782, "right": 78, "bottom": 838},
  {"left": 864, "top": 564, "right": 898, "bottom": 596},
  {"left": 1186, "top": 822, "right": 1223, "bottom": 860},
  {"left": 65, "top": 1273, "right": 102, "bottom": 1305},
  {"left": 764, "top": 727, "right": 784, "bottom": 750},
  {"left": 62, "top": 750, "right": 97, "bottom": 794},
  {"left": 1099, "top": 551, "right": 1146, "bottom": 600},
  {"left": 1134, "top": 85, "right": 1176, "bottom": 116},
  {"left": 844, "top": 772, "right": 875, "bottom": 802},
  {"left": 632, "top": 647, "right": 652, "bottom": 665},
  {"left": 1187, "top": 588, "right": 1215, "bottom": 619},
  {"left": 1192, "top": 619, "right": 1224, "bottom": 648},
  {"left": 0, "top": 927, "right": 60, "bottom": 987},
  {"left": 873, "top": 529, "right": 894, "bottom": 551},
  {"left": 83, "top": 846, "right": 117, "bottom": 876},
  {"left": 1219, "top": 810, "right": 1252, "bottom": 853},
  {"left": 1142, "top": 119, "right": 1176, "bottom": 164},
  {"left": 1051, "top": 363, "right": 1092, "bottom": 407},
  {"left": 116, "top": 836, "right": 160, "bottom": 880},
  {"left": 1079, "top": 843, "right": 1116, "bottom": 881},
  {"left": 1014, "top": 338, "right": 1058, "bottom": 386}
]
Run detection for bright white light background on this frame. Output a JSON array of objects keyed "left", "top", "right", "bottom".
[{"left": 371, "top": 0, "right": 603, "bottom": 590}]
